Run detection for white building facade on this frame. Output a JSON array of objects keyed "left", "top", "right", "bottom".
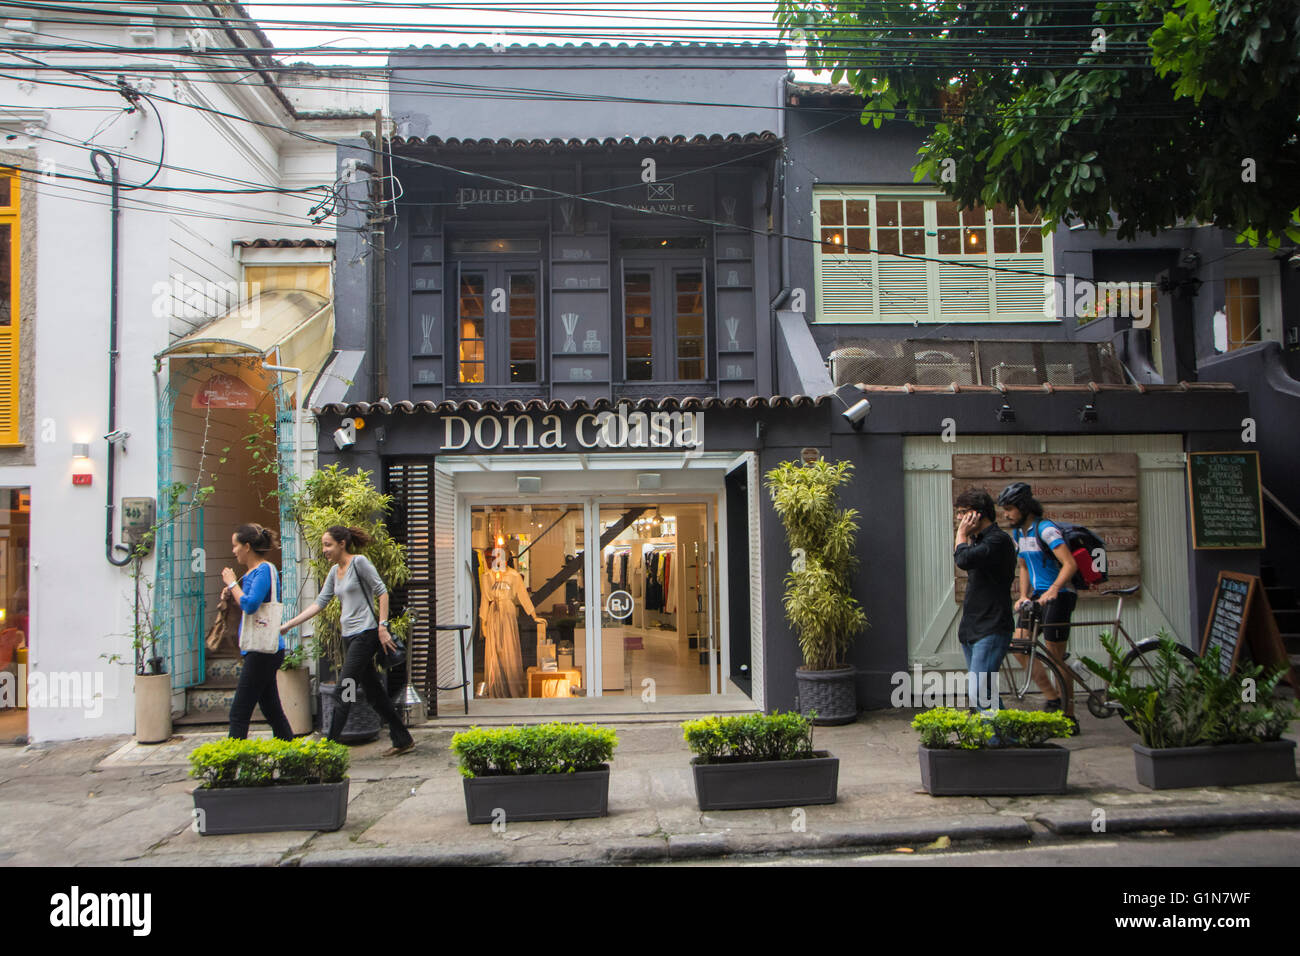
[{"left": 0, "top": 2, "right": 381, "bottom": 741}]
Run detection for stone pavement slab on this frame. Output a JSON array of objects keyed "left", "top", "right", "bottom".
[{"left": 0, "top": 709, "right": 1296, "bottom": 865}]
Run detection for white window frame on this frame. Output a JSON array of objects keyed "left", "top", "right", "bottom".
[
  {"left": 811, "top": 186, "right": 1054, "bottom": 324},
  {"left": 1221, "top": 255, "right": 1283, "bottom": 348}
]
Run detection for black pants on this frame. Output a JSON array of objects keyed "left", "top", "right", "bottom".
[
  {"left": 1017, "top": 590, "right": 1079, "bottom": 644},
  {"left": 328, "top": 628, "right": 413, "bottom": 748},
  {"left": 229, "top": 649, "right": 295, "bottom": 740}
]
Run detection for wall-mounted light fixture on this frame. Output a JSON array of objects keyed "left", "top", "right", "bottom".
[
  {"left": 1079, "top": 402, "right": 1099, "bottom": 424},
  {"left": 72, "top": 442, "right": 90, "bottom": 459},
  {"left": 996, "top": 400, "right": 1016, "bottom": 424}
]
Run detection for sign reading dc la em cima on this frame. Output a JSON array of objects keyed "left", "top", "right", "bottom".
[{"left": 440, "top": 407, "right": 704, "bottom": 453}]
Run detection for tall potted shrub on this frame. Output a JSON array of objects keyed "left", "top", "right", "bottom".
[
  {"left": 291, "top": 465, "right": 413, "bottom": 739},
  {"left": 766, "top": 458, "right": 868, "bottom": 724}
]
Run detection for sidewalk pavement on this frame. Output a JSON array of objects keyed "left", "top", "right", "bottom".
[{"left": 1, "top": 708, "right": 1298, "bottom": 866}]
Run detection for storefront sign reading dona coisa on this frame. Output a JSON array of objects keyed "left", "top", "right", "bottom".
[{"left": 442, "top": 407, "right": 704, "bottom": 453}]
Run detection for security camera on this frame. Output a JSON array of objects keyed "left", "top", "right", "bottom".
[
  {"left": 1289, "top": 252, "right": 1300, "bottom": 271},
  {"left": 843, "top": 398, "right": 871, "bottom": 430},
  {"left": 333, "top": 418, "right": 357, "bottom": 450}
]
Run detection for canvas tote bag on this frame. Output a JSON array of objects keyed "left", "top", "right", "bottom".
[{"left": 239, "top": 563, "right": 283, "bottom": 654}]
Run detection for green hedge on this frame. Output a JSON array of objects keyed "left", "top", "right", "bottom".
[
  {"left": 450, "top": 723, "right": 618, "bottom": 778},
  {"left": 682, "top": 711, "right": 817, "bottom": 764},
  {"left": 912, "top": 707, "right": 1072, "bottom": 750},
  {"left": 188, "top": 738, "right": 350, "bottom": 789}
]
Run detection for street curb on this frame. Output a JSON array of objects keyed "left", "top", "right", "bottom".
[
  {"left": 291, "top": 815, "right": 1032, "bottom": 866},
  {"left": 1036, "top": 802, "right": 1300, "bottom": 835}
]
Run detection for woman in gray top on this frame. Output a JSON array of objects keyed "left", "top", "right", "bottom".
[{"left": 281, "top": 525, "right": 415, "bottom": 756}]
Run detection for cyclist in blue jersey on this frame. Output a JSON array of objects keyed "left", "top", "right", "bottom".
[{"left": 998, "top": 482, "right": 1080, "bottom": 734}]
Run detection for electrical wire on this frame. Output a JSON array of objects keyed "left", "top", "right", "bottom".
[{"left": 2, "top": 65, "right": 1243, "bottom": 283}]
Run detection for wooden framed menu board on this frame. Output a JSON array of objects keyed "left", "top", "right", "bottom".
[
  {"left": 1200, "top": 571, "right": 1297, "bottom": 688},
  {"left": 1187, "top": 452, "right": 1265, "bottom": 550}
]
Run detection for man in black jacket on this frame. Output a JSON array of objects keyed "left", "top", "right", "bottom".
[{"left": 953, "top": 488, "right": 1017, "bottom": 713}]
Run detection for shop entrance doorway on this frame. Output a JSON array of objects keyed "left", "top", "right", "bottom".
[{"left": 466, "top": 497, "right": 719, "bottom": 701}]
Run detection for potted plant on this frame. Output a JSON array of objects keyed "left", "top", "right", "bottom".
[
  {"left": 451, "top": 722, "right": 618, "bottom": 824},
  {"left": 1084, "top": 632, "right": 1297, "bottom": 790},
  {"left": 277, "top": 638, "right": 314, "bottom": 736},
  {"left": 291, "top": 465, "right": 414, "bottom": 739},
  {"left": 189, "top": 737, "right": 350, "bottom": 835},
  {"left": 913, "top": 707, "right": 1074, "bottom": 795},
  {"left": 766, "top": 458, "right": 868, "bottom": 724},
  {"left": 683, "top": 711, "right": 838, "bottom": 810}
]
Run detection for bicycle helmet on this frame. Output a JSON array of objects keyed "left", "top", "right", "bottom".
[{"left": 997, "top": 482, "right": 1034, "bottom": 510}]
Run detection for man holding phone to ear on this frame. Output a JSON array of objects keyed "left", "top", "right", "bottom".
[{"left": 952, "top": 488, "right": 1017, "bottom": 714}]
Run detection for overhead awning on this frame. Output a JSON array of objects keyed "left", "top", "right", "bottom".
[{"left": 155, "top": 289, "right": 335, "bottom": 385}]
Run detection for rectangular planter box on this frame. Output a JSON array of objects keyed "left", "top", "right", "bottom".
[
  {"left": 919, "top": 744, "right": 1070, "bottom": 795},
  {"left": 692, "top": 753, "right": 839, "bottom": 810},
  {"left": 1133, "top": 739, "right": 1297, "bottom": 790},
  {"left": 462, "top": 766, "right": 610, "bottom": 824},
  {"left": 193, "top": 780, "right": 350, "bottom": 835}
]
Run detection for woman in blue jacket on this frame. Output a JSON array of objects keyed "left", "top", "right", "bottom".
[{"left": 222, "top": 523, "right": 294, "bottom": 740}]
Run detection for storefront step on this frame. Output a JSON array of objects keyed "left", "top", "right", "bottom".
[{"left": 174, "top": 707, "right": 267, "bottom": 728}]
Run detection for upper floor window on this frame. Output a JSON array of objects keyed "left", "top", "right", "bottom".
[
  {"left": 454, "top": 254, "right": 540, "bottom": 386},
  {"left": 1215, "top": 258, "right": 1282, "bottom": 352},
  {"left": 620, "top": 261, "right": 706, "bottom": 382},
  {"left": 813, "top": 188, "right": 1051, "bottom": 324},
  {"left": 0, "top": 170, "right": 19, "bottom": 444}
]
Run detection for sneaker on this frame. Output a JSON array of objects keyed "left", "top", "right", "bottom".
[
  {"left": 1044, "top": 698, "right": 1063, "bottom": 712},
  {"left": 381, "top": 742, "right": 416, "bottom": 757}
]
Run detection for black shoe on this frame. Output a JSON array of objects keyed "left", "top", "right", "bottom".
[
  {"left": 1065, "top": 716, "right": 1081, "bottom": 737},
  {"left": 1044, "top": 698, "right": 1063, "bottom": 712}
]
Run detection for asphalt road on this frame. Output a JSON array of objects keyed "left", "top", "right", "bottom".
[{"left": 657, "top": 827, "right": 1300, "bottom": 866}]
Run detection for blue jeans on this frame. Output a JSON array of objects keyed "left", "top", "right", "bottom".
[{"left": 962, "top": 633, "right": 1011, "bottom": 711}]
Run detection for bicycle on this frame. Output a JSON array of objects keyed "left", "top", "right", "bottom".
[{"left": 998, "top": 584, "right": 1197, "bottom": 731}]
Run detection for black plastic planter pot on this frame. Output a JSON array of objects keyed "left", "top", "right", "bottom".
[
  {"left": 692, "top": 753, "right": 839, "bottom": 810},
  {"left": 918, "top": 744, "right": 1070, "bottom": 795},
  {"left": 192, "top": 780, "right": 350, "bottom": 835},
  {"left": 795, "top": 667, "right": 857, "bottom": 725},
  {"left": 462, "top": 766, "right": 610, "bottom": 824},
  {"left": 1133, "top": 739, "right": 1297, "bottom": 790}
]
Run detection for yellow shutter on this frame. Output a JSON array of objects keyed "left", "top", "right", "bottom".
[{"left": 0, "top": 170, "right": 19, "bottom": 445}]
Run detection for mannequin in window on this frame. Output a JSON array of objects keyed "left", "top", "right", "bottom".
[{"left": 479, "top": 546, "right": 541, "bottom": 698}]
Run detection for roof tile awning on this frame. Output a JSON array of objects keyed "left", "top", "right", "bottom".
[
  {"left": 386, "top": 131, "right": 779, "bottom": 151},
  {"left": 315, "top": 394, "right": 828, "bottom": 416},
  {"left": 157, "top": 289, "right": 335, "bottom": 389}
]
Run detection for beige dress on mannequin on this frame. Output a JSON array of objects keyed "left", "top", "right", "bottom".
[{"left": 479, "top": 566, "right": 539, "bottom": 698}]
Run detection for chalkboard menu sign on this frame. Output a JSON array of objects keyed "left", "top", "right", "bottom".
[
  {"left": 1199, "top": 571, "right": 1297, "bottom": 688},
  {"left": 1201, "top": 572, "right": 1252, "bottom": 675},
  {"left": 1187, "top": 452, "right": 1265, "bottom": 550}
]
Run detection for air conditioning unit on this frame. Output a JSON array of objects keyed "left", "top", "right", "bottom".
[
  {"left": 830, "top": 347, "right": 885, "bottom": 386},
  {"left": 1045, "top": 363, "right": 1078, "bottom": 385},
  {"left": 915, "top": 363, "right": 975, "bottom": 387},
  {"left": 989, "top": 363, "right": 1040, "bottom": 387}
]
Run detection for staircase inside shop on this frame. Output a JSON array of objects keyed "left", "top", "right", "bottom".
[{"left": 175, "top": 653, "right": 263, "bottom": 728}]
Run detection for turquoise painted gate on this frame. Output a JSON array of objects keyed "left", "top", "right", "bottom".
[{"left": 156, "top": 376, "right": 207, "bottom": 692}]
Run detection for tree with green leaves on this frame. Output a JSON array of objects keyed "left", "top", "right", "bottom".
[{"left": 775, "top": 0, "right": 1300, "bottom": 244}]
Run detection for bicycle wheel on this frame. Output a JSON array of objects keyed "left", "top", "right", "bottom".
[
  {"left": 998, "top": 642, "right": 1072, "bottom": 714},
  {"left": 1115, "top": 638, "right": 1199, "bottom": 732}
]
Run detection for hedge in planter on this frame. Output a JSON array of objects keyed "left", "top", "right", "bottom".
[
  {"left": 912, "top": 707, "right": 1073, "bottom": 795},
  {"left": 1083, "top": 632, "right": 1298, "bottom": 790},
  {"left": 188, "top": 738, "right": 351, "bottom": 835},
  {"left": 451, "top": 723, "right": 618, "bottom": 824},
  {"left": 683, "top": 711, "right": 838, "bottom": 810}
]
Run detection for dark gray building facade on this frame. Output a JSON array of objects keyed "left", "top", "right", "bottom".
[{"left": 317, "top": 45, "right": 1287, "bottom": 716}]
